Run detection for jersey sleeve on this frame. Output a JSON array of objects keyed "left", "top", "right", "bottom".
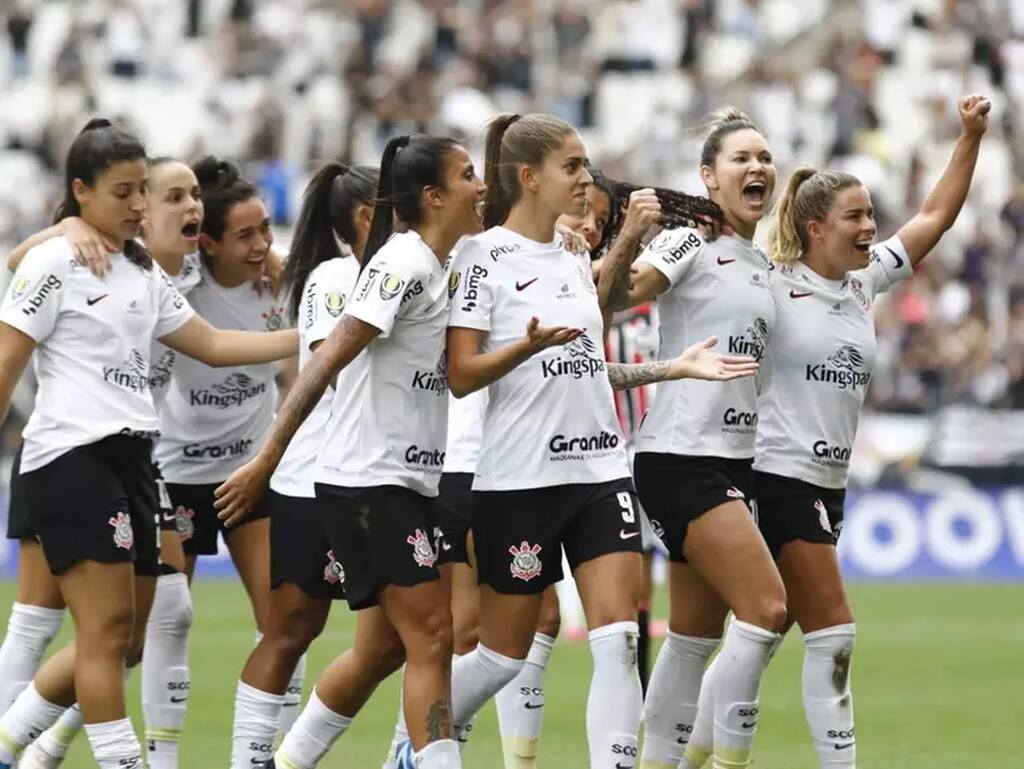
[
  {"left": 447, "top": 240, "right": 495, "bottom": 332},
  {"left": 302, "top": 262, "right": 354, "bottom": 348},
  {"left": 636, "top": 227, "right": 706, "bottom": 288},
  {"left": 0, "top": 242, "right": 69, "bottom": 343},
  {"left": 345, "top": 252, "right": 424, "bottom": 338},
  {"left": 153, "top": 268, "right": 196, "bottom": 338},
  {"left": 858, "top": 235, "right": 913, "bottom": 300}
]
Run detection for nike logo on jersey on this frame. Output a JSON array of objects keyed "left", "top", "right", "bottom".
[
  {"left": 162, "top": 510, "right": 177, "bottom": 523},
  {"left": 789, "top": 290, "right": 813, "bottom": 299},
  {"left": 882, "top": 245, "right": 904, "bottom": 269},
  {"left": 86, "top": 294, "right": 108, "bottom": 306},
  {"left": 619, "top": 530, "right": 640, "bottom": 540},
  {"left": 716, "top": 256, "right": 736, "bottom": 265},
  {"left": 516, "top": 277, "right": 539, "bottom": 291}
]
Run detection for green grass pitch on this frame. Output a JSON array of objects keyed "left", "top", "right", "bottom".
[{"left": 0, "top": 581, "right": 1018, "bottom": 767}]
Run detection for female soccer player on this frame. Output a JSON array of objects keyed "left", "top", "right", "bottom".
[
  {"left": 229, "top": 162, "right": 378, "bottom": 768},
  {"left": 683, "top": 93, "right": 991, "bottom": 769},
  {"left": 611, "top": 109, "right": 788, "bottom": 769},
  {"left": 0, "top": 120, "right": 296, "bottom": 769},
  {"left": 216, "top": 133, "right": 489, "bottom": 769},
  {"left": 443, "top": 112, "right": 757, "bottom": 769}
]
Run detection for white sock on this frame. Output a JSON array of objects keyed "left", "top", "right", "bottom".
[
  {"left": 680, "top": 648, "right": 721, "bottom": 769},
  {"left": 0, "top": 682, "right": 67, "bottom": 761},
  {"left": 414, "top": 738, "right": 462, "bottom": 768},
  {"left": 143, "top": 573, "right": 192, "bottom": 768},
  {"left": 711, "top": 620, "right": 779, "bottom": 769},
  {"left": 274, "top": 688, "right": 352, "bottom": 769},
  {"left": 231, "top": 681, "right": 285, "bottom": 768},
  {"left": 587, "top": 621, "right": 642, "bottom": 769},
  {"left": 0, "top": 604, "right": 64, "bottom": 714},
  {"left": 495, "top": 633, "right": 555, "bottom": 768},
  {"left": 32, "top": 704, "right": 83, "bottom": 760},
  {"left": 803, "top": 624, "right": 856, "bottom": 768},
  {"left": 383, "top": 678, "right": 410, "bottom": 769},
  {"left": 84, "top": 717, "right": 142, "bottom": 769},
  {"left": 450, "top": 645, "right": 525, "bottom": 746},
  {"left": 279, "top": 653, "right": 308, "bottom": 737},
  {"left": 640, "top": 632, "right": 720, "bottom": 769}
]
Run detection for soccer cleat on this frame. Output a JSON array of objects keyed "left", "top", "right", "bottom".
[{"left": 395, "top": 740, "right": 416, "bottom": 769}]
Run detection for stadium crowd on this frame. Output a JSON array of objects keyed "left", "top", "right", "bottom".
[{"left": 0, "top": 0, "right": 1022, "bottom": 431}]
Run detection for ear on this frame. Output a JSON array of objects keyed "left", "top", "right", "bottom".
[
  {"left": 519, "top": 163, "right": 540, "bottom": 194},
  {"left": 199, "top": 232, "right": 219, "bottom": 256},
  {"left": 72, "top": 178, "right": 91, "bottom": 207},
  {"left": 806, "top": 219, "right": 823, "bottom": 244},
  {"left": 699, "top": 164, "right": 718, "bottom": 191},
  {"left": 423, "top": 185, "right": 445, "bottom": 210},
  {"left": 355, "top": 203, "right": 374, "bottom": 235}
]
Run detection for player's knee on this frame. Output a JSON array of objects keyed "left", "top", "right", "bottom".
[
  {"left": 751, "top": 594, "right": 789, "bottom": 633},
  {"left": 267, "top": 612, "right": 325, "bottom": 661},
  {"left": 452, "top": 617, "right": 479, "bottom": 656},
  {"left": 536, "top": 606, "right": 561, "bottom": 639},
  {"left": 82, "top": 607, "right": 135, "bottom": 658},
  {"left": 362, "top": 635, "right": 407, "bottom": 680},
  {"left": 149, "top": 574, "right": 193, "bottom": 636},
  {"left": 408, "top": 608, "right": 454, "bottom": 666}
]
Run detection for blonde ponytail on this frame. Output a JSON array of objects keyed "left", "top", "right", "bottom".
[{"left": 767, "top": 166, "right": 862, "bottom": 265}]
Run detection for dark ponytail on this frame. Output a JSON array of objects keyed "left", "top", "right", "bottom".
[
  {"left": 284, "top": 162, "right": 379, "bottom": 322},
  {"left": 192, "top": 155, "right": 259, "bottom": 244},
  {"left": 54, "top": 118, "right": 151, "bottom": 269},
  {"left": 363, "top": 134, "right": 458, "bottom": 266},
  {"left": 482, "top": 114, "right": 521, "bottom": 229}
]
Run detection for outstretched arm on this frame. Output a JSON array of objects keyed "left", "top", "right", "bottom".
[
  {"left": 447, "top": 319, "right": 583, "bottom": 398},
  {"left": 606, "top": 336, "right": 757, "bottom": 390},
  {"left": 213, "top": 315, "right": 379, "bottom": 525},
  {"left": 897, "top": 94, "right": 990, "bottom": 266},
  {"left": 160, "top": 315, "right": 299, "bottom": 367}
]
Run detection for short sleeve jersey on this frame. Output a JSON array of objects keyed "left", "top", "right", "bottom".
[
  {"left": 754, "top": 235, "right": 913, "bottom": 488},
  {"left": 448, "top": 227, "right": 630, "bottom": 491},
  {"left": 270, "top": 256, "right": 360, "bottom": 498},
  {"left": 149, "top": 252, "right": 202, "bottom": 408},
  {"left": 634, "top": 229, "right": 776, "bottom": 459},
  {"left": 315, "top": 231, "right": 452, "bottom": 497},
  {"left": 0, "top": 238, "right": 193, "bottom": 472},
  {"left": 443, "top": 389, "right": 487, "bottom": 475},
  {"left": 154, "top": 265, "right": 286, "bottom": 484}
]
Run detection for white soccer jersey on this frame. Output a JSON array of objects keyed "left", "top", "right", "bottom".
[
  {"left": 315, "top": 231, "right": 452, "bottom": 497},
  {"left": 149, "top": 252, "right": 202, "bottom": 407},
  {"left": 154, "top": 265, "right": 286, "bottom": 484},
  {"left": 270, "top": 255, "right": 360, "bottom": 498},
  {"left": 754, "top": 235, "right": 913, "bottom": 488},
  {"left": 0, "top": 238, "right": 193, "bottom": 472},
  {"left": 634, "top": 229, "right": 775, "bottom": 459},
  {"left": 448, "top": 227, "right": 630, "bottom": 491},
  {"left": 444, "top": 389, "right": 487, "bottom": 475}
]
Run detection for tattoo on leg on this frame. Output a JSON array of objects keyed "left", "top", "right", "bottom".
[{"left": 425, "top": 698, "right": 451, "bottom": 742}]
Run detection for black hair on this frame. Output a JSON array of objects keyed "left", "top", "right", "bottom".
[
  {"left": 283, "top": 162, "right": 379, "bottom": 322},
  {"left": 54, "top": 118, "right": 151, "bottom": 268},
  {"left": 363, "top": 134, "right": 459, "bottom": 264},
  {"left": 192, "top": 155, "right": 259, "bottom": 244},
  {"left": 593, "top": 175, "right": 724, "bottom": 255},
  {"left": 587, "top": 169, "right": 622, "bottom": 258}
]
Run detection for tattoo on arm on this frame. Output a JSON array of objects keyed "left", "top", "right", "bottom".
[
  {"left": 425, "top": 698, "right": 451, "bottom": 742},
  {"left": 607, "top": 361, "right": 671, "bottom": 391},
  {"left": 266, "top": 319, "right": 365, "bottom": 457}
]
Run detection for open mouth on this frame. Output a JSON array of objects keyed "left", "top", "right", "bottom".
[
  {"left": 181, "top": 221, "right": 200, "bottom": 238},
  {"left": 742, "top": 180, "right": 766, "bottom": 206},
  {"left": 854, "top": 241, "right": 872, "bottom": 253}
]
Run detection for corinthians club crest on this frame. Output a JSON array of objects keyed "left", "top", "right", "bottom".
[
  {"left": 509, "top": 541, "right": 543, "bottom": 582},
  {"left": 323, "top": 549, "right": 346, "bottom": 585},
  {"left": 407, "top": 528, "right": 437, "bottom": 568},
  {"left": 109, "top": 512, "right": 134, "bottom": 550},
  {"left": 176, "top": 506, "right": 196, "bottom": 541}
]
